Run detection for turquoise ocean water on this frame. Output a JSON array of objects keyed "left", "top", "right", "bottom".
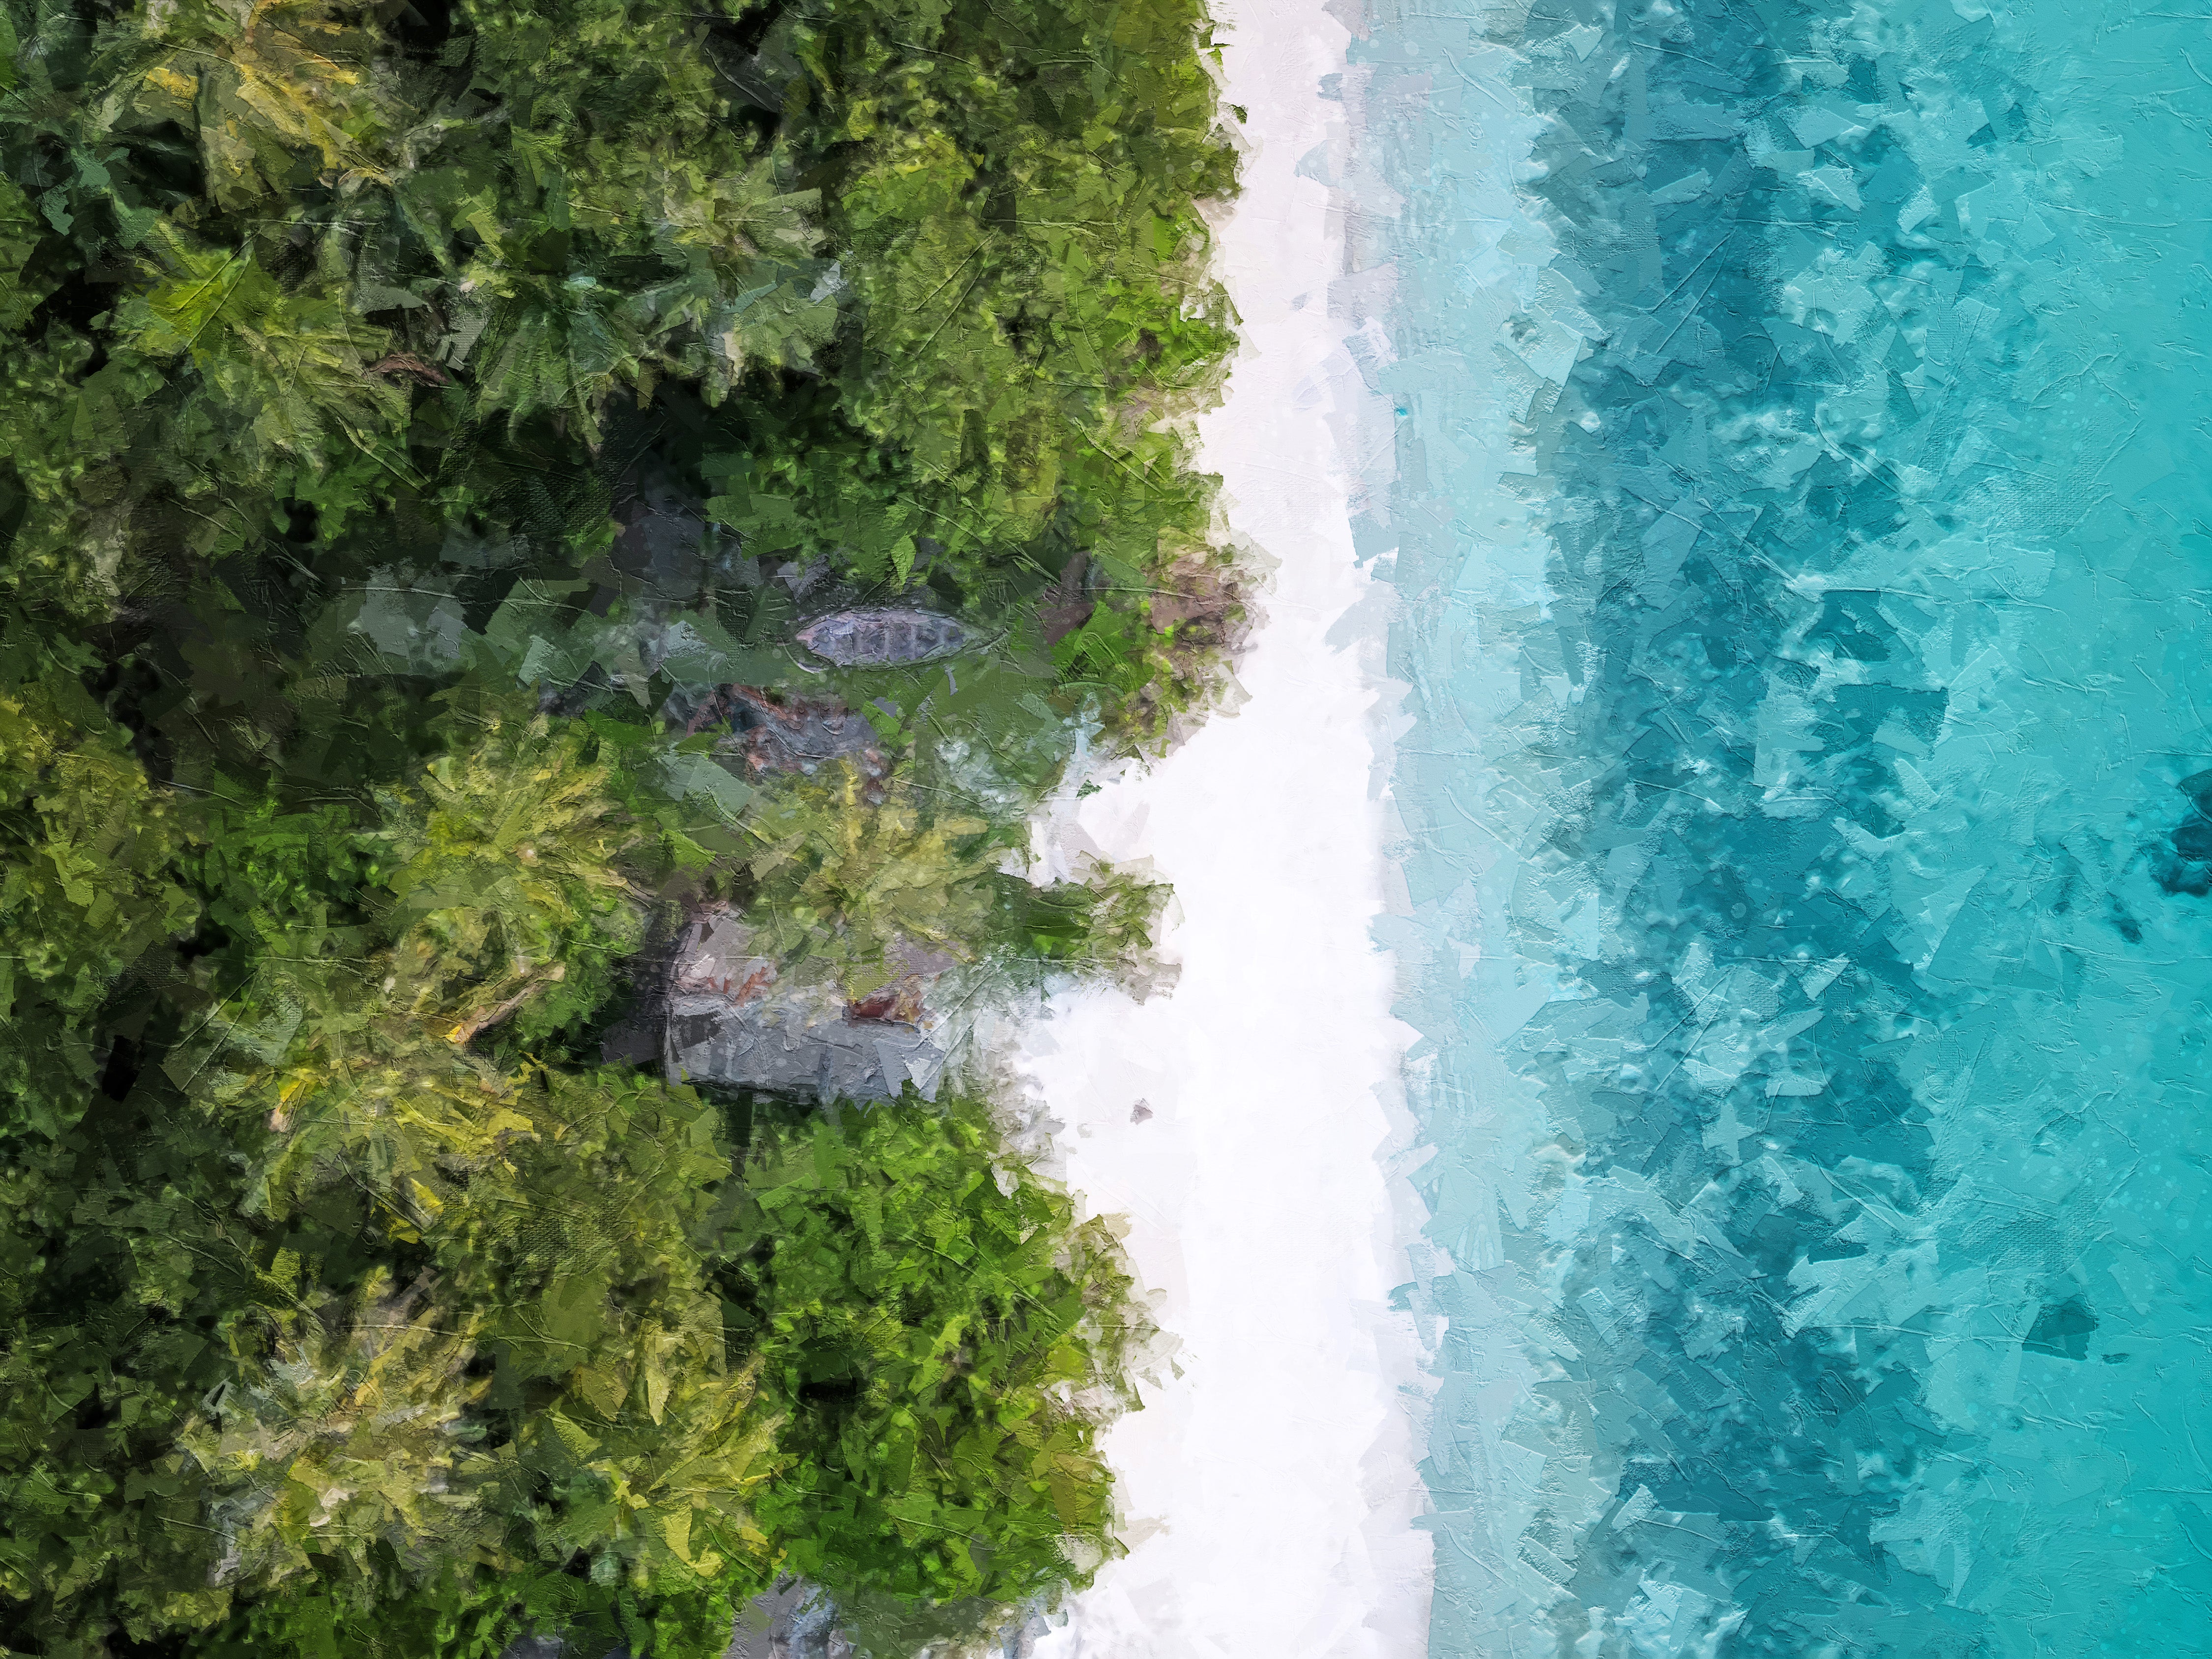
[{"left": 1354, "top": 0, "right": 2212, "bottom": 1651}]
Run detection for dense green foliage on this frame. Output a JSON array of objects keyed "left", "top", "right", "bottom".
[
  {"left": 0, "top": 0, "right": 1236, "bottom": 1650},
  {"left": 724, "top": 1095, "right": 1136, "bottom": 1605},
  {"left": 0, "top": 0, "right": 1242, "bottom": 753},
  {"left": 182, "top": 1094, "right": 1136, "bottom": 1659},
  {"left": 0, "top": 668, "right": 1150, "bottom": 1656}
]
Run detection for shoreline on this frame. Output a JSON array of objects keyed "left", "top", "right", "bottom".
[{"left": 1019, "top": 1, "right": 1432, "bottom": 1652}]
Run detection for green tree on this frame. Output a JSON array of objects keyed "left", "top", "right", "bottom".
[{"left": 0, "top": 0, "right": 1235, "bottom": 1650}]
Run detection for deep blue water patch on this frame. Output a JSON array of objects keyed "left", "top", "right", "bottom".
[{"left": 1354, "top": 0, "right": 2212, "bottom": 1651}]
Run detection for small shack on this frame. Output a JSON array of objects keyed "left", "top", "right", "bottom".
[{"left": 655, "top": 905, "right": 948, "bottom": 1103}]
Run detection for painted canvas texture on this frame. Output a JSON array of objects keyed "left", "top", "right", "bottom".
[
  {"left": 9, "top": 0, "right": 2211, "bottom": 1650},
  {"left": 1346, "top": 0, "right": 2212, "bottom": 1652},
  {"left": 0, "top": 0, "right": 1268, "bottom": 1656}
]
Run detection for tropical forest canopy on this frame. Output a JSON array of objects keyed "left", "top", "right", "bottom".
[{"left": 0, "top": 0, "right": 1237, "bottom": 1651}]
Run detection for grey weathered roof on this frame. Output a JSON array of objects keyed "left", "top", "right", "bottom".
[
  {"left": 666, "top": 684, "right": 886, "bottom": 779},
  {"left": 794, "top": 608, "right": 971, "bottom": 668},
  {"left": 659, "top": 907, "right": 946, "bottom": 1103}
]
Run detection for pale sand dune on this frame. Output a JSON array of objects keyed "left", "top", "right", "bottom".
[{"left": 1017, "top": 3, "right": 1432, "bottom": 1653}]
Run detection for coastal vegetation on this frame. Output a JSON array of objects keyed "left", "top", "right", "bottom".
[{"left": 0, "top": 0, "right": 1238, "bottom": 1652}]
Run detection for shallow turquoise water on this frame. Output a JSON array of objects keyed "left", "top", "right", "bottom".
[{"left": 1357, "top": 0, "right": 2212, "bottom": 1651}]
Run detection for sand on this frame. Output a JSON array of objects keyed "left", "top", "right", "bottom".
[{"left": 1016, "top": 3, "right": 1431, "bottom": 1653}]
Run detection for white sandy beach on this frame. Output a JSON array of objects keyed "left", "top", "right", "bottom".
[{"left": 1018, "top": 3, "right": 1431, "bottom": 1654}]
